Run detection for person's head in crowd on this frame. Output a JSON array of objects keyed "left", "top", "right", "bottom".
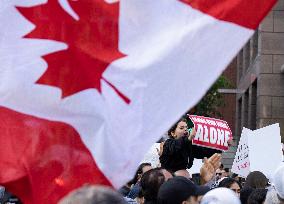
[
  {"left": 140, "top": 168, "right": 170, "bottom": 204},
  {"left": 218, "top": 177, "right": 242, "bottom": 197},
  {"left": 224, "top": 168, "right": 230, "bottom": 177},
  {"left": 174, "top": 169, "right": 191, "bottom": 180},
  {"left": 232, "top": 173, "right": 239, "bottom": 179},
  {"left": 245, "top": 171, "right": 269, "bottom": 189},
  {"left": 215, "top": 168, "right": 222, "bottom": 180},
  {"left": 168, "top": 119, "right": 188, "bottom": 139},
  {"left": 232, "top": 173, "right": 241, "bottom": 182},
  {"left": 140, "top": 163, "right": 153, "bottom": 176},
  {"left": 157, "top": 176, "right": 210, "bottom": 204},
  {"left": 240, "top": 187, "right": 254, "bottom": 204},
  {"left": 119, "top": 163, "right": 151, "bottom": 197},
  {"left": 126, "top": 163, "right": 153, "bottom": 199},
  {"left": 59, "top": 185, "right": 127, "bottom": 204},
  {"left": 220, "top": 163, "right": 224, "bottom": 170},
  {"left": 247, "top": 189, "right": 268, "bottom": 204},
  {"left": 220, "top": 169, "right": 227, "bottom": 179},
  {"left": 264, "top": 189, "right": 284, "bottom": 204},
  {"left": 157, "top": 176, "right": 209, "bottom": 204},
  {"left": 131, "top": 163, "right": 152, "bottom": 184},
  {"left": 161, "top": 169, "right": 173, "bottom": 181},
  {"left": 216, "top": 168, "right": 227, "bottom": 180},
  {"left": 218, "top": 169, "right": 227, "bottom": 178},
  {"left": 272, "top": 165, "right": 284, "bottom": 201},
  {"left": 200, "top": 187, "right": 241, "bottom": 204}
]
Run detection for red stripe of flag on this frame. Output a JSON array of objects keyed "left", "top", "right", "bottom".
[{"left": 180, "top": 0, "right": 277, "bottom": 29}]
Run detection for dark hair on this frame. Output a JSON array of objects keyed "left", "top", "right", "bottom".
[
  {"left": 59, "top": 185, "right": 127, "bottom": 204},
  {"left": 224, "top": 168, "right": 229, "bottom": 173},
  {"left": 141, "top": 168, "right": 166, "bottom": 202},
  {"left": 244, "top": 171, "right": 268, "bottom": 189},
  {"left": 240, "top": 187, "right": 254, "bottom": 204},
  {"left": 247, "top": 189, "right": 268, "bottom": 204},
  {"left": 167, "top": 119, "right": 187, "bottom": 137},
  {"left": 130, "top": 163, "right": 152, "bottom": 184},
  {"left": 218, "top": 177, "right": 242, "bottom": 189},
  {"left": 137, "top": 188, "right": 144, "bottom": 199}
]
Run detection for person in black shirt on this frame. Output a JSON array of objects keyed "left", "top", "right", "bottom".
[{"left": 159, "top": 118, "right": 221, "bottom": 173}]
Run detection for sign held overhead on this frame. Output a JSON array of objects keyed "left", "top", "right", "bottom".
[{"left": 188, "top": 115, "right": 233, "bottom": 151}]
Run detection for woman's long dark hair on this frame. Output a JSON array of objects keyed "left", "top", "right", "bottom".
[{"left": 167, "top": 118, "right": 188, "bottom": 138}]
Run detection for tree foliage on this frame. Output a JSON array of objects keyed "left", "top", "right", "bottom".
[{"left": 191, "top": 75, "right": 232, "bottom": 117}]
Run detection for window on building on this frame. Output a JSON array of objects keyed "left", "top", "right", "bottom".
[
  {"left": 251, "top": 30, "right": 259, "bottom": 62},
  {"left": 241, "top": 90, "right": 249, "bottom": 129},
  {"left": 248, "top": 81, "right": 257, "bottom": 130},
  {"left": 236, "top": 97, "right": 242, "bottom": 139},
  {"left": 243, "top": 43, "right": 251, "bottom": 74},
  {"left": 237, "top": 50, "right": 243, "bottom": 82}
]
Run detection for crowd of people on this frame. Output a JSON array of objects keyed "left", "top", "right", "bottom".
[
  {"left": 1, "top": 118, "right": 284, "bottom": 204},
  {"left": 115, "top": 157, "right": 283, "bottom": 204},
  {"left": 59, "top": 118, "right": 284, "bottom": 204},
  {"left": 57, "top": 163, "right": 284, "bottom": 204}
]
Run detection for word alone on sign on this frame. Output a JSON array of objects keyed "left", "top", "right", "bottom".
[{"left": 188, "top": 115, "right": 233, "bottom": 151}]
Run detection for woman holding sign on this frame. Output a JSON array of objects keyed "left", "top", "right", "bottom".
[{"left": 159, "top": 118, "right": 221, "bottom": 173}]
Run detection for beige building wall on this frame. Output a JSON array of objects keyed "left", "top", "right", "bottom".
[
  {"left": 224, "top": 0, "right": 284, "bottom": 167},
  {"left": 257, "top": 0, "right": 284, "bottom": 138}
]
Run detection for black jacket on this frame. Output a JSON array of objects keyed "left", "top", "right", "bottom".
[{"left": 159, "top": 136, "right": 221, "bottom": 172}]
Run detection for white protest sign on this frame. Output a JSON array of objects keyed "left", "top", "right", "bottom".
[
  {"left": 248, "top": 123, "right": 283, "bottom": 179},
  {"left": 188, "top": 159, "right": 203, "bottom": 174},
  {"left": 140, "top": 143, "right": 160, "bottom": 168},
  {"left": 231, "top": 127, "right": 251, "bottom": 178},
  {"left": 188, "top": 115, "right": 233, "bottom": 151}
]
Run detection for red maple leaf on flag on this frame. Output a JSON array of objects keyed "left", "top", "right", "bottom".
[{"left": 17, "top": 0, "right": 129, "bottom": 103}]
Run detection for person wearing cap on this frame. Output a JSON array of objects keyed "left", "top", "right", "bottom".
[
  {"left": 201, "top": 187, "right": 241, "bottom": 204},
  {"left": 174, "top": 169, "right": 191, "bottom": 179},
  {"left": 157, "top": 176, "right": 210, "bottom": 204},
  {"left": 272, "top": 164, "right": 284, "bottom": 203},
  {"left": 264, "top": 189, "right": 284, "bottom": 204}
]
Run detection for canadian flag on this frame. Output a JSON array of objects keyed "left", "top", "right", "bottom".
[{"left": 0, "top": 0, "right": 276, "bottom": 203}]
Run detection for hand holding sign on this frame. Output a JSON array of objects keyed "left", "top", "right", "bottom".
[{"left": 188, "top": 127, "right": 196, "bottom": 141}]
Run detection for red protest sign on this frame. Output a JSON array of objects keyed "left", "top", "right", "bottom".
[{"left": 188, "top": 115, "right": 233, "bottom": 151}]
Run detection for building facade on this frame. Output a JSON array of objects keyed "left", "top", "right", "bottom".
[
  {"left": 236, "top": 0, "right": 284, "bottom": 140},
  {"left": 222, "top": 0, "right": 284, "bottom": 166}
]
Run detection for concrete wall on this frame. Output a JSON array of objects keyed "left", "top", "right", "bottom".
[
  {"left": 225, "top": 0, "right": 284, "bottom": 167},
  {"left": 257, "top": 0, "right": 284, "bottom": 139}
]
